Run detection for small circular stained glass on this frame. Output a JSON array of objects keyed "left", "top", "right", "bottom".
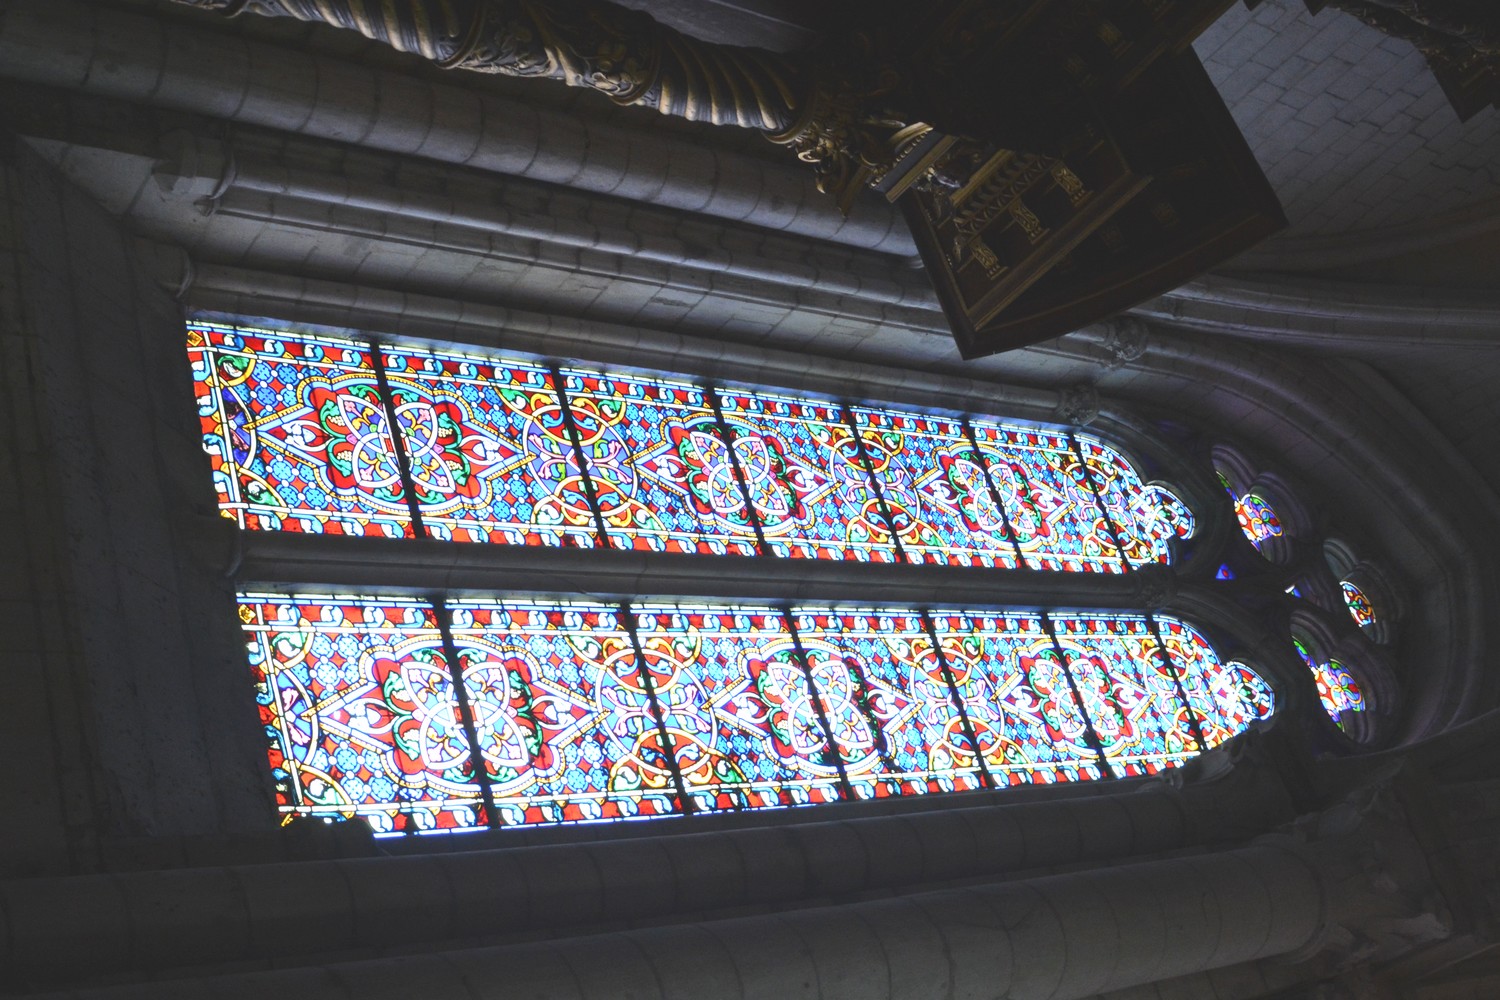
[
  {"left": 1234, "top": 492, "right": 1283, "bottom": 550},
  {"left": 1294, "top": 636, "right": 1366, "bottom": 732},
  {"left": 1340, "top": 580, "right": 1377, "bottom": 629}
]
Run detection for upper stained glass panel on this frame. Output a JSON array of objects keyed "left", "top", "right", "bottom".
[
  {"left": 792, "top": 609, "right": 988, "bottom": 797},
  {"left": 560, "top": 368, "right": 759, "bottom": 556},
  {"left": 239, "top": 594, "right": 486, "bottom": 835},
  {"left": 1077, "top": 436, "right": 1194, "bottom": 566},
  {"left": 968, "top": 421, "right": 1125, "bottom": 573},
  {"left": 631, "top": 604, "right": 845, "bottom": 812},
  {"left": 189, "top": 323, "right": 414, "bottom": 537},
  {"left": 849, "top": 407, "right": 1019, "bottom": 568},
  {"left": 931, "top": 611, "right": 1104, "bottom": 784},
  {"left": 715, "top": 390, "right": 899, "bottom": 562},
  {"left": 380, "top": 346, "right": 597, "bottom": 548},
  {"left": 445, "top": 599, "right": 681, "bottom": 825},
  {"left": 1050, "top": 614, "right": 1200, "bottom": 777}
]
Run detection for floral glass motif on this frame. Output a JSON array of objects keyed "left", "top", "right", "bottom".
[
  {"left": 715, "top": 390, "right": 899, "bottom": 562},
  {"left": 849, "top": 407, "right": 1020, "bottom": 568},
  {"left": 239, "top": 594, "right": 486, "bottom": 835},
  {"left": 1077, "top": 436, "right": 1194, "bottom": 566},
  {"left": 1341, "top": 581, "right": 1377, "bottom": 629},
  {"left": 1294, "top": 637, "right": 1367, "bottom": 731},
  {"left": 1234, "top": 492, "right": 1284, "bottom": 550},
  {"left": 1155, "top": 618, "right": 1272, "bottom": 747},
  {"left": 380, "top": 346, "right": 598, "bottom": 547},
  {"left": 631, "top": 604, "right": 845, "bottom": 811},
  {"left": 1050, "top": 614, "right": 1200, "bottom": 777},
  {"left": 445, "top": 599, "right": 681, "bottom": 825},
  {"left": 189, "top": 323, "right": 414, "bottom": 537},
  {"left": 968, "top": 421, "right": 1125, "bottom": 573},
  {"left": 792, "top": 610, "right": 989, "bottom": 796},
  {"left": 560, "top": 369, "right": 758, "bottom": 555},
  {"left": 930, "top": 612, "right": 1105, "bottom": 784}
]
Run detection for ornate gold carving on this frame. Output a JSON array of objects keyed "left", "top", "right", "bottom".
[
  {"left": 1051, "top": 162, "right": 1090, "bottom": 206},
  {"left": 968, "top": 238, "right": 1008, "bottom": 279},
  {"left": 1010, "top": 201, "right": 1048, "bottom": 243}
]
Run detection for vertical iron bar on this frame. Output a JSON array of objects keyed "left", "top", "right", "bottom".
[
  {"left": 782, "top": 609, "right": 856, "bottom": 800},
  {"left": 369, "top": 339, "right": 427, "bottom": 538},
  {"left": 1068, "top": 432, "right": 1208, "bottom": 754},
  {"left": 918, "top": 611, "right": 997, "bottom": 790},
  {"left": 961, "top": 417, "right": 1028, "bottom": 569},
  {"left": 618, "top": 603, "right": 696, "bottom": 815},
  {"left": 840, "top": 402, "right": 909, "bottom": 564},
  {"left": 433, "top": 597, "right": 501, "bottom": 829},
  {"left": 551, "top": 363, "right": 614, "bottom": 549},
  {"left": 1038, "top": 610, "right": 1116, "bottom": 778},
  {"left": 374, "top": 342, "right": 495, "bottom": 825},
  {"left": 707, "top": 385, "right": 772, "bottom": 556}
]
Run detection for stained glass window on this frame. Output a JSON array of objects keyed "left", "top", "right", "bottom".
[
  {"left": 1234, "top": 492, "right": 1284, "bottom": 550},
  {"left": 1341, "top": 581, "right": 1377, "bottom": 629},
  {"left": 559, "top": 368, "right": 759, "bottom": 555},
  {"left": 968, "top": 421, "right": 1125, "bottom": 573},
  {"left": 631, "top": 604, "right": 846, "bottom": 811},
  {"left": 714, "top": 390, "right": 899, "bottom": 562},
  {"left": 192, "top": 322, "right": 1192, "bottom": 573},
  {"left": 1077, "top": 436, "right": 1194, "bottom": 566},
  {"left": 445, "top": 599, "right": 681, "bottom": 824},
  {"left": 791, "top": 610, "right": 989, "bottom": 796},
  {"left": 190, "top": 324, "right": 415, "bottom": 537},
  {"left": 848, "top": 407, "right": 1019, "bottom": 568},
  {"left": 1155, "top": 617, "right": 1272, "bottom": 748},
  {"left": 239, "top": 593, "right": 486, "bottom": 834},
  {"left": 241, "top": 590, "right": 1275, "bottom": 833},
  {"left": 379, "top": 345, "right": 598, "bottom": 548},
  {"left": 931, "top": 612, "right": 1105, "bottom": 784},
  {"left": 1049, "top": 614, "right": 1200, "bottom": 777},
  {"left": 1294, "top": 637, "right": 1367, "bottom": 731}
]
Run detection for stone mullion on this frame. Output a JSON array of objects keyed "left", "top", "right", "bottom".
[
  {"left": 618, "top": 603, "right": 696, "bottom": 816},
  {"left": 432, "top": 597, "right": 501, "bottom": 830},
  {"left": 918, "top": 611, "right": 998, "bottom": 790},
  {"left": 1068, "top": 431, "right": 1209, "bottom": 754},
  {"left": 550, "top": 363, "right": 614, "bottom": 549},
  {"left": 781, "top": 609, "right": 856, "bottom": 801},
  {"left": 840, "top": 402, "right": 909, "bottom": 564},
  {"left": 961, "top": 417, "right": 1029, "bottom": 569},
  {"left": 368, "top": 338, "right": 428, "bottom": 538},
  {"left": 1038, "top": 611, "right": 1116, "bottom": 778},
  {"left": 707, "top": 385, "right": 773, "bottom": 556}
]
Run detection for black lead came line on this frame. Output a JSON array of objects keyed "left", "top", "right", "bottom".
[
  {"left": 783, "top": 609, "right": 857, "bottom": 801},
  {"left": 1067, "top": 430, "right": 1210, "bottom": 756},
  {"left": 840, "top": 402, "right": 909, "bottom": 565},
  {"left": 707, "top": 385, "right": 773, "bottom": 557},
  {"left": 918, "top": 610, "right": 999, "bottom": 792},
  {"left": 551, "top": 363, "right": 615, "bottom": 550},
  {"left": 369, "top": 339, "right": 500, "bottom": 828},
  {"left": 618, "top": 603, "right": 698, "bottom": 816}
]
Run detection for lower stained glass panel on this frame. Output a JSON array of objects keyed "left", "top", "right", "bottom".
[
  {"left": 445, "top": 599, "right": 682, "bottom": 825},
  {"left": 239, "top": 594, "right": 486, "bottom": 835},
  {"left": 239, "top": 593, "right": 1275, "bottom": 834},
  {"left": 932, "top": 612, "right": 1105, "bottom": 784},
  {"left": 1050, "top": 614, "right": 1200, "bottom": 777},
  {"left": 792, "top": 610, "right": 989, "bottom": 797},
  {"left": 630, "top": 604, "right": 846, "bottom": 812}
]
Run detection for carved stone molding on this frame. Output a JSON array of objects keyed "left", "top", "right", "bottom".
[
  {"left": 1103, "top": 314, "right": 1150, "bottom": 367},
  {"left": 1055, "top": 382, "right": 1101, "bottom": 426}
]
